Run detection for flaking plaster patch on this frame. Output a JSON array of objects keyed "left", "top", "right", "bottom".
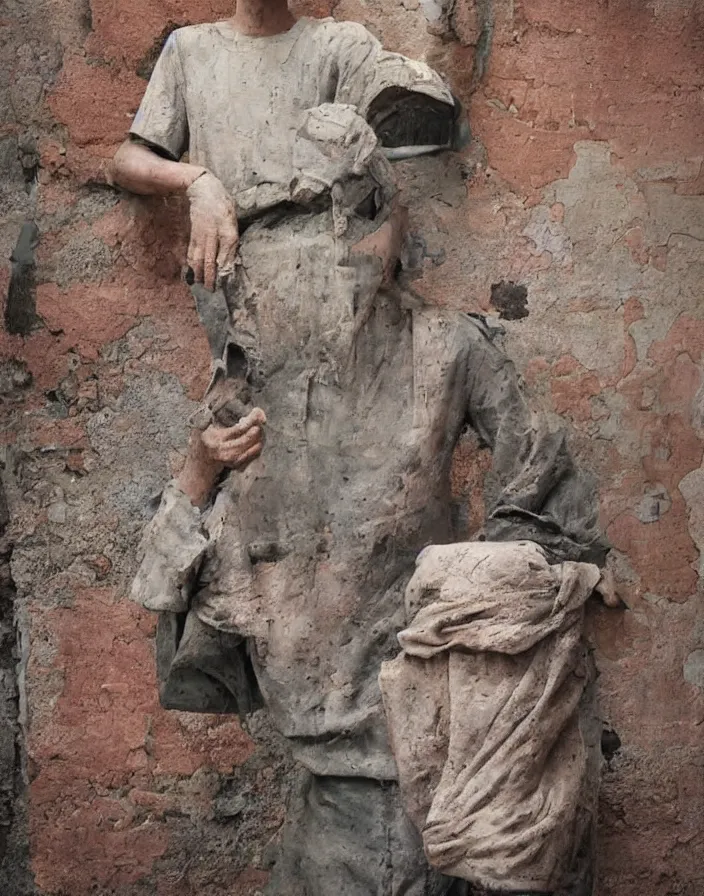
[
  {"left": 523, "top": 205, "right": 572, "bottom": 266},
  {"left": 551, "top": 143, "right": 638, "bottom": 255}
]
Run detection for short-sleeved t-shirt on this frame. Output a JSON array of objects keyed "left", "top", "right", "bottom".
[{"left": 130, "top": 17, "right": 453, "bottom": 210}]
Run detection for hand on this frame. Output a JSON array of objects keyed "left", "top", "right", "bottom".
[
  {"left": 595, "top": 567, "right": 623, "bottom": 609},
  {"left": 186, "top": 172, "right": 239, "bottom": 291},
  {"left": 351, "top": 200, "right": 408, "bottom": 284},
  {"left": 201, "top": 408, "right": 266, "bottom": 469},
  {"left": 178, "top": 408, "right": 266, "bottom": 507}
]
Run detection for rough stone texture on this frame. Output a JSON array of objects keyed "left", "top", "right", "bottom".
[{"left": 1, "top": 1, "right": 703, "bottom": 895}]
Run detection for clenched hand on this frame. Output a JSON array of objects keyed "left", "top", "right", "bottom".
[
  {"left": 200, "top": 408, "right": 266, "bottom": 469},
  {"left": 186, "top": 172, "right": 240, "bottom": 291},
  {"left": 178, "top": 408, "right": 266, "bottom": 507}
]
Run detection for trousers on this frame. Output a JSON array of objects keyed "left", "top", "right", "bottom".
[{"left": 265, "top": 772, "right": 462, "bottom": 896}]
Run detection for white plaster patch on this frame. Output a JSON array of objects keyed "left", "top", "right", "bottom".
[
  {"left": 628, "top": 304, "right": 683, "bottom": 363},
  {"left": 418, "top": 0, "right": 450, "bottom": 24},
  {"left": 523, "top": 206, "right": 572, "bottom": 265},
  {"left": 552, "top": 142, "right": 636, "bottom": 253}
]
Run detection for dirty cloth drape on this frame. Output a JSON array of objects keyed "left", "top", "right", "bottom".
[{"left": 380, "top": 540, "right": 601, "bottom": 893}]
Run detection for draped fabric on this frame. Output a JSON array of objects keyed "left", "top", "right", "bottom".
[{"left": 380, "top": 541, "right": 602, "bottom": 893}]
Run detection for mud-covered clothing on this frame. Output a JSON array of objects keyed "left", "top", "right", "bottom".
[
  {"left": 265, "top": 773, "right": 459, "bottom": 896},
  {"left": 129, "top": 16, "right": 455, "bottom": 217},
  {"left": 132, "top": 218, "right": 607, "bottom": 779}
]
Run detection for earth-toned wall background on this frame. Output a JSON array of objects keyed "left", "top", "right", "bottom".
[{"left": 1, "top": 0, "right": 703, "bottom": 893}]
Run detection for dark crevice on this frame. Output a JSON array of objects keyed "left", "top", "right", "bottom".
[
  {"left": 5, "top": 223, "right": 40, "bottom": 337},
  {"left": 79, "top": 0, "right": 93, "bottom": 36},
  {"left": 469, "top": 0, "right": 495, "bottom": 92},
  {"left": 601, "top": 724, "right": 622, "bottom": 762},
  {"left": 0, "top": 472, "right": 33, "bottom": 895},
  {"left": 427, "top": 0, "right": 495, "bottom": 94},
  {"left": 490, "top": 280, "right": 529, "bottom": 321}
]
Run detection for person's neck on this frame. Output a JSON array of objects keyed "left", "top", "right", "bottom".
[{"left": 229, "top": 0, "right": 296, "bottom": 36}]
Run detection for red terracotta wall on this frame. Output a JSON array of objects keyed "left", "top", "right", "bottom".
[{"left": 1, "top": 1, "right": 703, "bottom": 894}]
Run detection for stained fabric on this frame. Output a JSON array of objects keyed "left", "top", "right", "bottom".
[
  {"left": 379, "top": 541, "right": 602, "bottom": 893},
  {"left": 129, "top": 17, "right": 455, "bottom": 215},
  {"left": 265, "top": 773, "right": 456, "bottom": 896},
  {"left": 130, "top": 87, "right": 607, "bottom": 785}
]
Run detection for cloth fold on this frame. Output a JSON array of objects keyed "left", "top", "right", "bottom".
[
  {"left": 131, "top": 482, "right": 209, "bottom": 614},
  {"left": 379, "top": 540, "right": 602, "bottom": 894}
]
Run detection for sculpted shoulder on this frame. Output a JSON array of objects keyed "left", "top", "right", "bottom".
[
  {"left": 305, "top": 16, "right": 378, "bottom": 49},
  {"left": 165, "top": 21, "right": 233, "bottom": 55}
]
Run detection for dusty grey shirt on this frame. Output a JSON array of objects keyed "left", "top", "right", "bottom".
[{"left": 130, "top": 17, "right": 455, "bottom": 214}]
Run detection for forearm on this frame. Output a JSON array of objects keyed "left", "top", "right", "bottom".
[
  {"left": 177, "top": 432, "right": 223, "bottom": 509},
  {"left": 108, "top": 140, "right": 205, "bottom": 196}
]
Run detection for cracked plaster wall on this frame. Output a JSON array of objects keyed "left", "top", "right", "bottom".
[{"left": 1, "top": 1, "right": 703, "bottom": 894}]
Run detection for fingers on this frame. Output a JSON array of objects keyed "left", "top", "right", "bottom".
[
  {"left": 220, "top": 426, "right": 263, "bottom": 460},
  {"left": 203, "top": 235, "right": 218, "bottom": 292},
  {"left": 188, "top": 226, "right": 239, "bottom": 290},
  {"left": 216, "top": 224, "right": 240, "bottom": 281},
  {"left": 210, "top": 408, "right": 266, "bottom": 440},
  {"left": 200, "top": 407, "right": 267, "bottom": 470},
  {"left": 202, "top": 423, "right": 264, "bottom": 467},
  {"left": 202, "top": 423, "right": 262, "bottom": 452},
  {"left": 241, "top": 407, "right": 267, "bottom": 428},
  {"left": 187, "top": 180, "right": 239, "bottom": 290},
  {"left": 232, "top": 441, "right": 263, "bottom": 467}
]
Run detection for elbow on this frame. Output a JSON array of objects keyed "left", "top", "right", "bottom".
[
  {"left": 107, "top": 140, "right": 130, "bottom": 188},
  {"left": 107, "top": 138, "right": 144, "bottom": 193}
]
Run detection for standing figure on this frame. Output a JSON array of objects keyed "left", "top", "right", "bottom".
[{"left": 110, "top": 2, "right": 613, "bottom": 894}]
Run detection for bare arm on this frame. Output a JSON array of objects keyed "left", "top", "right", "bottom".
[
  {"left": 109, "top": 140, "right": 239, "bottom": 290},
  {"left": 108, "top": 139, "right": 205, "bottom": 195}
]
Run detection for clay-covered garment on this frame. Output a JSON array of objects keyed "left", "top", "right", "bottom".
[
  {"left": 132, "top": 210, "right": 607, "bottom": 778},
  {"left": 130, "top": 16, "right": 455, "bottom": 216},
  {"left": 130, "top": 31, "right": 606, "bottom": 779},
  {"left": 380, "top": 541, "right": 603, "bottom": 894},
  {"left": 265, "top": 773, "right": 455, "bottom": 896}
]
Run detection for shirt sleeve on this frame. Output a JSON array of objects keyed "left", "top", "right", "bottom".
[
  {"left": 459, "top": 314, "right": 610, "bottom": 566},
  {"left": 324, "top": 22, "right": 461, "bottom": 148},
  {"left": 131, "top": 482, "right": 209, "bottom": 613},
  {"left": 129, "top": 31, "right": 189, "bottom": 160}
]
